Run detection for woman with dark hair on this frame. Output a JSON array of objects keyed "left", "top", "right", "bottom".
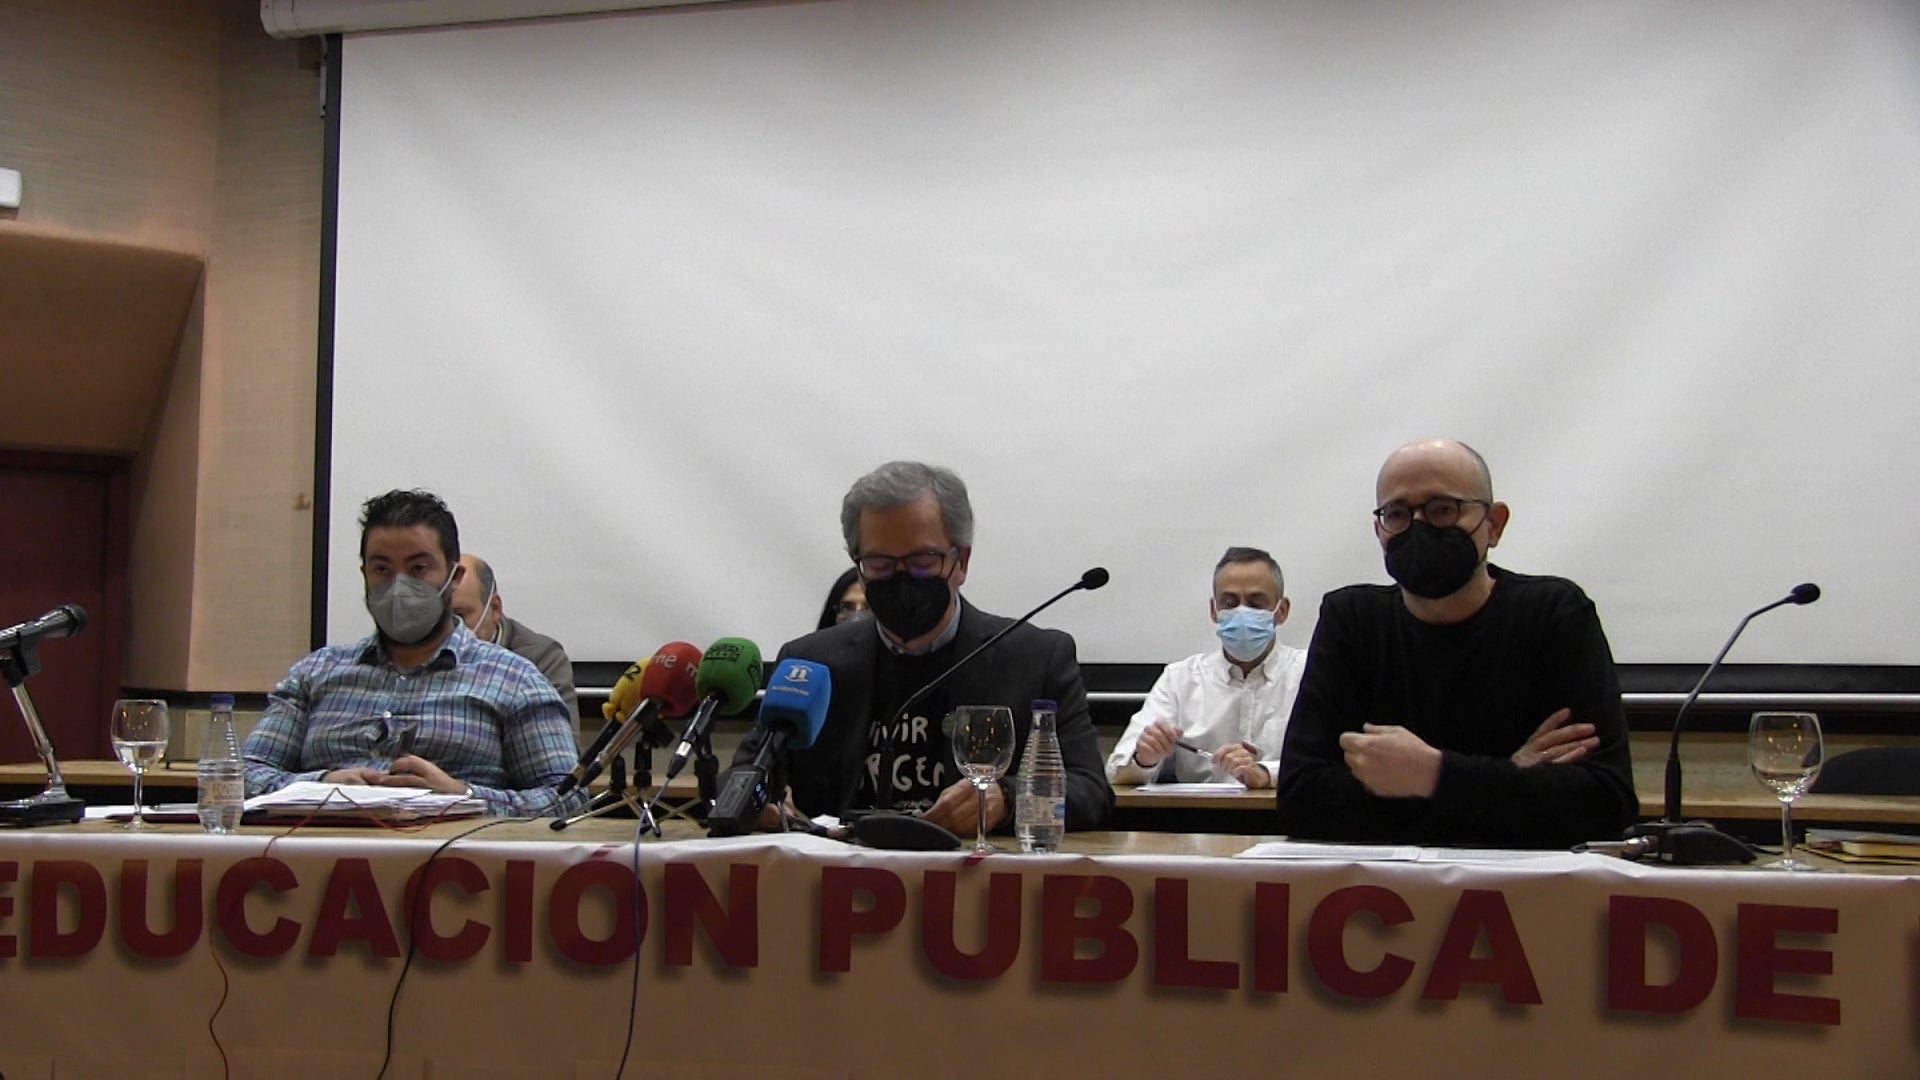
[{"left": 816, "top": 567, "right": 870, "bottom": 630}]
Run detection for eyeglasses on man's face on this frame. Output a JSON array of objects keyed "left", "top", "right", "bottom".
[
  {"left": 1372, "top": 496, "right": 1490, "bottom": 535},
  {"left": 854, "top": 547, "right": 957, "bottom": 581}
]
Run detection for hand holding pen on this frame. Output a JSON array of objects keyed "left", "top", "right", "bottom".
[
  {"left": 1174, "top": 737, "right": 1214, "bottom": 759},
  {"left": 1133, "top": 722, "right": 1271, "bottom": 787},
  {"left": 1204, "top": 740, "right": 1270, "bottom": 788},
  {"left": 1135, "top": 721, "right": 1234, "bottom": 765}
]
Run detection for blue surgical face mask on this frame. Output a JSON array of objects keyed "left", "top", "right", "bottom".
[{"left": 1216, "top": 606, "right": 1276, "bottom": 664}]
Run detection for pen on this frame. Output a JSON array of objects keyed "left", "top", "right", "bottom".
[{"left": 1175, "top": 739, "right": 1213, "bottom": 759}]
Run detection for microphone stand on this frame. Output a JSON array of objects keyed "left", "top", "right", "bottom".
[
  {"left": 855, "top": 568, "right": 1108, "bottom": 849},
  {"left": 1623, "top": 590, "right": 1813, "bottom": 865},
  {"left": 550, "top": 719, "right": 674, "bottom": 833},
  {"left": 0, "top": 642, "right": 86, "bottom": 827},
  {"left": 874, "top": 570, "right": 1104, "bottom": 813},
  {"left": 693, "top": 736, "right": 719, "bottom": 816},
  {"left": 642, "top": 737, "right": 720, "bottom": 838}
]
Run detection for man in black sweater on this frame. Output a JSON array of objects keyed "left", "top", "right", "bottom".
[{"left": 1275, "top": 438, "right": 1638, "bottom": 848}]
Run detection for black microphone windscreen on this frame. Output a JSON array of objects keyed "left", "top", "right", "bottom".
[
  {"left": 1789, "top": 583, "right": 1820, "bottom": 605},
  {"left": 1080, "top": 567, "right": 1110, "bottom": 590}
]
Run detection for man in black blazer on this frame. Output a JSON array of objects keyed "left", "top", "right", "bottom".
[{"left": 732, "top": 461, "right": 1112, "bottom": 835}]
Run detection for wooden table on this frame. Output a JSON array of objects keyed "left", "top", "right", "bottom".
[
  {"left": 0, "top": 758, "right": 700, "bottom": 806},
  {"left": 1629, "top": 732, "right": 1920, "bottom": 827},
  {"left": 1108, "top": 733, "right": 1920, "bottom": 832},
  {"left": 9, "top": 736, "right": 1920, "bottom": 834}
]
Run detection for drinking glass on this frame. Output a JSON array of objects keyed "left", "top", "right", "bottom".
[
  {"left": 1748, "top": 711, "right": 1824, "bottom": 870},
  {"left": 949, "top": 705, "right": 1015, "bottom": 856},
  {"left": 111, "top": 699, "right": 171, "bottom": 830}
]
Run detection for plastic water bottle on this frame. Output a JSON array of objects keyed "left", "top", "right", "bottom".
[
  {"left": 1016, "top": 699, "right": 1066, "bottom": 853},
  {"left": 197, "top": 693, "right": 244, "bottom": 833}
]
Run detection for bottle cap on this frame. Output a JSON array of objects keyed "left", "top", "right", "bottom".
[
  {"left": 210, "top": 693, "right": 235, "bottom": 709},
  {"left": 1030, "top": 699, "right": 1057, "bottom": 712}
]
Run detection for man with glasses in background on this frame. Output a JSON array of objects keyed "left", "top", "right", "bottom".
[
  {"left": 729, "top": 461, "right": 1113, "bottom": 835},
  {"left": 1275, "top": 438, "right": 1637, "bottom": 848}
]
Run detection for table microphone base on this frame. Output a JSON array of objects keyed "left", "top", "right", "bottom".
[
  {"left": 0, "top": 791, "right": 86, "bottom": 828},
  {"left": 852, "top": 812, "right": 960, "bottom": 851},
  {"left": 1624, "top": 819, "right": 1756, "bottom": 865}
]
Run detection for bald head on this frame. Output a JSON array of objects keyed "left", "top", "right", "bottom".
[
  {"left": 450, "top": 553, "right": 504, "bottom": 640},
  {"left": 1372, "top": 437, "right": 1510, "bottom": 619},
  {"left": 1376, "top": 438, "right": 1493, "bottom": 505}
]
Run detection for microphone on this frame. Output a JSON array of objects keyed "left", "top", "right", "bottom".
[
  {"left": 0, "top": 605, "right": 87, "bottom": 653},
  {"left": 582, "top": 656, "right": 650, "bottom": 766},
  {"left": 869, "top": 566, "right": 1109, "bottom": 816},
  {"left": 660, "top": 638, "right": 763, "bottom": 785},
  {"left": 556, "top": 642, "right": 701, "bottom": 796},
  {"left": 602, "top": 658, "right": 650, "bottom": 728},
  {"left": 708, "top": 658, "right": 831, "bottom": 836},
  {"left": 1624, "top": 582, "right": 1821, "bottom": 865}
]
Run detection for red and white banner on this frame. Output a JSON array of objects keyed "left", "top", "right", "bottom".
[{"left": 1, "top": 830, "right": 1914, "bottom": 1079}]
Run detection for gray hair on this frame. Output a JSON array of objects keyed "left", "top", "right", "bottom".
[
  {"left": 1214, "top": 546, "right": 1284, "bottom": 597},
  {"left": 840, "top": 461, "right": 974, "bottom": 556}
]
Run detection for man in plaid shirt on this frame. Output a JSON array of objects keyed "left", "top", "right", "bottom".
[{"left": 242, "top": 489, "right": 587, "bottom": 817}]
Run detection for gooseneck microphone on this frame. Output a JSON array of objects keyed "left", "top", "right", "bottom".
[
  {"left": 1624, "top": 582, "right": 1821, "bottom": 864},
  {"left": 0, "top": 604, "right": 90, "bottom": 827},
  {"left": 0, "top": 606, "right": 87, "bottom": 655},
  {"left": 867, "top": 566, "right": 1109, "bottom": 820}
]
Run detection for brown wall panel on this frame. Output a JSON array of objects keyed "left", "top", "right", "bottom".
[
  {"left": 0, "top": 454, "right": 128, "bottom": 761},
  {"left": 1, "top": 0, "right": 322, "bottom": 696}
]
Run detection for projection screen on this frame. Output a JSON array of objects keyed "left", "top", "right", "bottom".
[{"left": 325, "top": 0, "right": 1920, "bottom": 674}]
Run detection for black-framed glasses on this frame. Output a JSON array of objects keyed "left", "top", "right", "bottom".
[
  {"left": 854, "top": 547, "right": 956, "bottom": 581},
  {"left": 1372, "top": 496, "right": 1490, "bottom": 535}
]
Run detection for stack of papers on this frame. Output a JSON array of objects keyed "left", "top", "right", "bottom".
[
  {"left": 245, "top": 781, "right": 485, "bottom": 823},
  {"left": 1137, "top": 782, "right": 1249, "bottom": 796}
]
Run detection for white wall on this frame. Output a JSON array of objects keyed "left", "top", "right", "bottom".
[{"left": 326, "top": 0, "right": 1920, "bottom": 667}]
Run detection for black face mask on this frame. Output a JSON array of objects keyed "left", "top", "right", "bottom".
[
  {"left": 1384, "top": 520, "right": 1482, "bottom": 599},
  {"left": 864, "top": 574, "right": 953, "bottom": 642}
]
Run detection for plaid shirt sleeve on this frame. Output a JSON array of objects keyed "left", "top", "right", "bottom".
[
  {"left": 242, "top": 650, "right": 338, "bottom": 796},
  {"left": 477, "top": 662, "right": 588, "bottom": 817}
]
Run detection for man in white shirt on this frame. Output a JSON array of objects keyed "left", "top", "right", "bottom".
[{"left": 1106, "top": 547, "right": 1306, "bottom": 788}]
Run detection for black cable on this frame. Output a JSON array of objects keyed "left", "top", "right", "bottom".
[
  {"left": 376, "top": 815, "right": 525, "bottom": 1080},
  {"left": 614, "top": 815, "right": 647, "bottom": 1079}
]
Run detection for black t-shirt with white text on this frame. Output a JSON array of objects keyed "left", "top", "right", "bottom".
[{"left": 855, "top": 641, "right": 958, "bottom": 813}]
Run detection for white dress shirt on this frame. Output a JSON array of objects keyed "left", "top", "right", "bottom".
[{"left": 1105, "top": 643, "right": 1308, "bottom": 784}]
